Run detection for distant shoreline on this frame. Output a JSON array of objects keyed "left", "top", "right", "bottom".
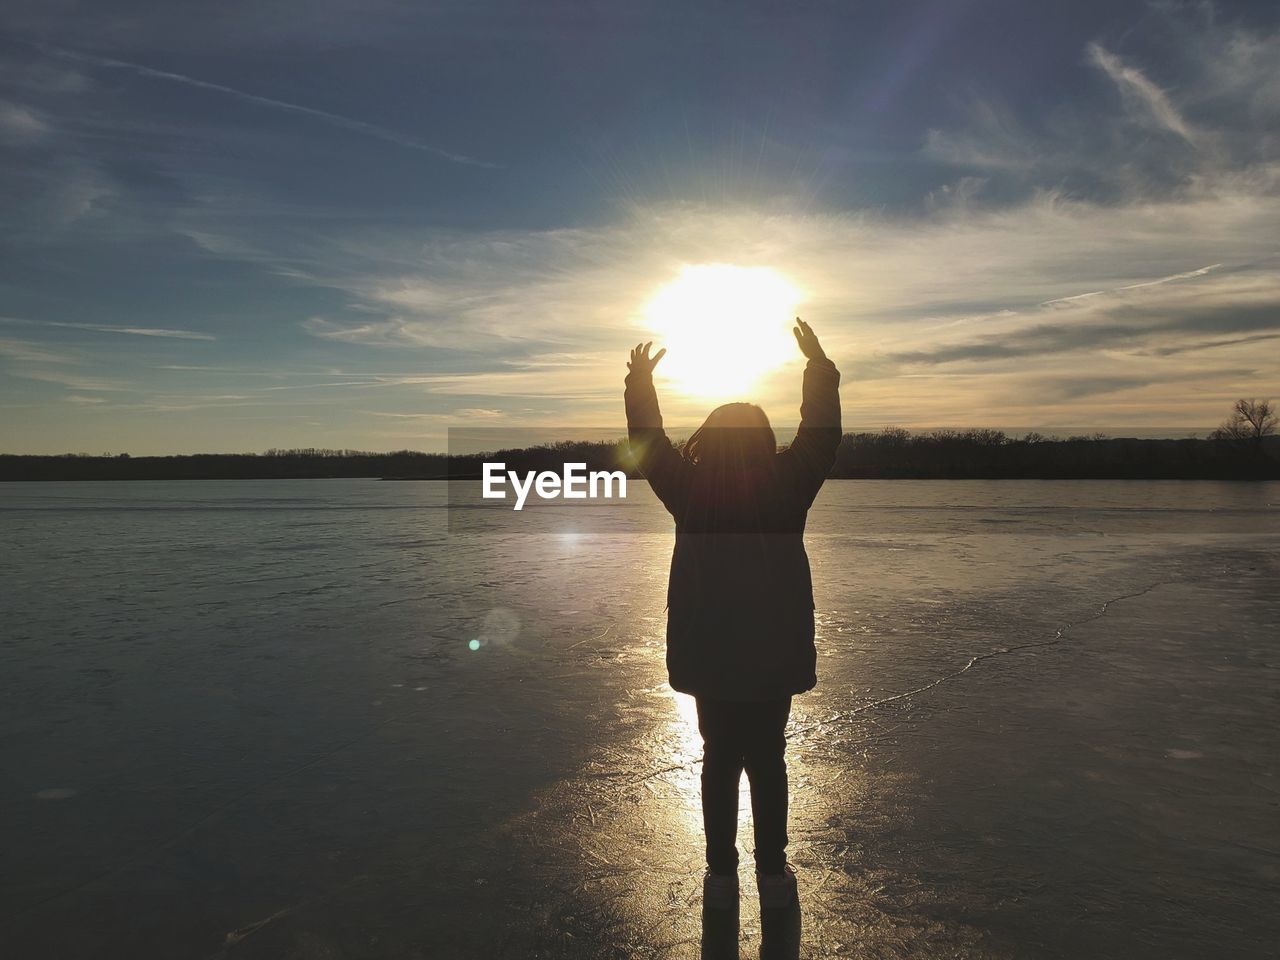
[
  {"left": 4, "top": 476, "right": 1277, "bottom": 483},
  {"left": 3, "top": 433, "right": 1277, "bottom": 482}
]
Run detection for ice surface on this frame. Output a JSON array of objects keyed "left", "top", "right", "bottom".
[{"left": 0, "top": 479, "right": 1277, "bottom": 958}]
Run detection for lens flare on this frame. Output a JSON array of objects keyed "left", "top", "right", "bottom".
[{"left": 642, "top": 264, "right": 802, "bottom": 400}]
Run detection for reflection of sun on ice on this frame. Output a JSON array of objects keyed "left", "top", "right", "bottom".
[
  {"left": 670, "top": 689, "right": 702, "bottom": 751},
  {"left": 643, "top": 264, "right": 802, "bottom": 399},
  {"left": 667, "top": 689, "right": 753, "bottom": 839}
]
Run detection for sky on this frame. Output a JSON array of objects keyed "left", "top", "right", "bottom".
[{"left": 1, "top": 0, "right": 1278, "bottom": 454}]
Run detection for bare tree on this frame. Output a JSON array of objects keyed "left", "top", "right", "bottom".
[{"left": 1210, "top": 398, "right": 1276, "bottom": 445}]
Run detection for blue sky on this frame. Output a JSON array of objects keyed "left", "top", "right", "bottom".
[{"left": 1, "top": 0, "right": 1278, "bottom": 453}]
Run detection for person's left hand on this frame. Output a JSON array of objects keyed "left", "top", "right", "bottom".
[
  {"left": 793, "top": 317, "right": 827, "bottom": 361},
  {"left": 628, "top": 341, "right": 667, "bottom": 375}
]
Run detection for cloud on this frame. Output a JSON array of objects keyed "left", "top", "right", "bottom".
[
  {"left": 453, "top": 407, "right": 503, "bottom": 419},
  {"left": 1087, "top": 43, "right": 1195, "bottom": 143},
  {"left": 0, "top": 99, "right": 51, "bottom": 143},
  {"left": 33, "top": 43, "right": 499, "bottom": 169},
  {"left": 165, "top": 61, "right": 1280, "bottom": 427},
  {"left": 15, "top": 5, "right": 1271, "bottom": 443},
  {"left": 47, "top": 162, "right": 113, "bottom": 222},
  {"left": 378, "top": 368, "right": 618, "bottom": 400},
  {"left": 1146, "top": 331, "right": 1280, "bottom": 357},
  {"left": 8, "top": 366, "right": 130, "bottom": 391},
  {"left": 301, "top": 315, "right": 435, "bottom": 347},
  {"left": 0, "top": 51, "right": 88, "bottom": 96},
  {"left": 923, "top": 100, "right": 1039, "bottom": 174},
  {"left": 0, "top": 317, "right": 215, "bottom": 340},
  {"left": 924, "top": 12, "right": 1280, "bottom": 205},
  {"left": 179, "top": 154, "right": 1279, "bottom": 429},
  {"left": 366, "top": 406, "right": 505, "bottom": 420},
  {"left": 1048, "top": 376, "right": 1155, "bottom": 400},
  {"left": 0, "top": 337, "right": 78, "bottom": 364},
  {"left": 883, "top": 266, "right": 1280, "bottom": 367},
  {"left": 0, "top": 155, "right": 117, "bottom": 228}
]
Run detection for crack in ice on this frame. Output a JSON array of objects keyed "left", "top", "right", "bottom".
[{"left": 797, "top": 579, "right": 1180, "bottom": 734}]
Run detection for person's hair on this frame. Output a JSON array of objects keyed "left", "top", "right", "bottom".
[{"left": 682, "top": 403, "right": 777, "bottom": 470}]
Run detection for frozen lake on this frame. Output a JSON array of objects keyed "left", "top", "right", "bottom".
[{"left": 1, "top": 479, "right": 1278, "bottom": 958}]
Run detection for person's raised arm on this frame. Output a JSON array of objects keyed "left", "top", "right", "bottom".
[
  {"left": 624, "top": 341, "right": 693, "bottom": 516},
  {"left": 779, "top": 318, "right": 842, "bottom": 505}
]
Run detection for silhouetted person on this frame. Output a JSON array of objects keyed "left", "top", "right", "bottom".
[{"left": 624, "top": 319, "right": 840, "bottom": 958}]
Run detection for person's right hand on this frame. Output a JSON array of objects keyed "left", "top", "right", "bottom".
[
  {"left": 627, "top": 341, "right": 667, "bottom": 376},
  {"left": 793, "top": 317, "right": 827, "bottom": 361}
]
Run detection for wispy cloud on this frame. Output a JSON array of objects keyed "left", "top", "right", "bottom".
[
  {"left": 363, "top": 407, "right": 504, "bottom": 420},
  {"left": 9, "top": 366, "right": 131, "bottom": 392},
  {"left": 1087, "top": 43, "right": 1196, "bottom": 143},
  {"left": 33, "top": 42, "right": 500, "bottom": 169},
  {"left": 0, "top": 98, "right": 51, "bottom": 142},
  {"left": 0, "top": 337, "right": 78, "bottom": 364},
  {"left": 301, "top": 315, "right": 435, "bottom": 347},
  {"left": 0, "top": 316, "right": 215, "bottom": 340},
  {"left": 924, "top": 16, "right": 1275, "bottom": 204},
  {"left": 1146, "top": 331, "right": 1280, "bottom": 357}
]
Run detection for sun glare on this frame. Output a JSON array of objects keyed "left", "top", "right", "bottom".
[{"left": 642, "top": 264, "right": 802, "bottom": 400}]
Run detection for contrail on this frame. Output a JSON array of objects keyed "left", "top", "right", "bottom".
[
  {"left": 34, "top": 42, "right": 499, "bottom": 169},
  {"left": 1041, "top": 264, "right": 1222, "bottom": 307},
  {"left": 1116, "top": 262, "right": 1221, "bottom": 291}
]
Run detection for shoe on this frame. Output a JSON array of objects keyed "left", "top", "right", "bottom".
[
  {"left": 757, "top": 865, "right": 800, "bottom": 960},
  {"left": 701, "top": 871, "right": 740, "bottom": 959},
  {"left": 755, "top": 863, "right": 797, "bottom": 910},
  {"left": 702, "top": 869, "right": 740, "bottom": 911}
]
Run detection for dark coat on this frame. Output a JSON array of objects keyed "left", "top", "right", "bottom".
[{"left": 624, "top": 358, "right": 842, "bottom": 700}]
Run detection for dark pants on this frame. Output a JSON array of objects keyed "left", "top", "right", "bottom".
[{"left": 695, "top": 696, "right": 793, "bottom": 875}]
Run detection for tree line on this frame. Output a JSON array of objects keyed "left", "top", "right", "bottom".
[
  {"left": 3, "top": 431, "right": 1276, "bottom": 481},
  {"left": 3, "top": 400, "right": 1274, "bottom": 482}
]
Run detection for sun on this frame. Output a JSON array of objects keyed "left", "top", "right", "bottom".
[{"left": 642, "top": 264, "right": 802, "bottom": 400}]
